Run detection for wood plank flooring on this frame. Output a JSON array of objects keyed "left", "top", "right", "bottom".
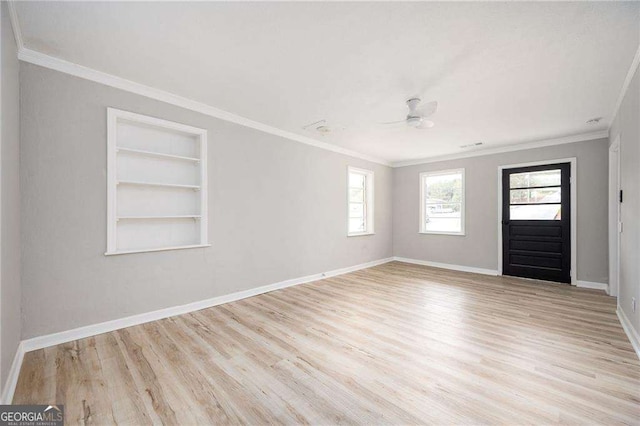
[{"left": 14, "top": 262, "right": 640, "bottom": 425}]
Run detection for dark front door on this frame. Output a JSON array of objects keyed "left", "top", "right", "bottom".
[{"left": 502, "top": 163, "right": 571, "bottom": 283}]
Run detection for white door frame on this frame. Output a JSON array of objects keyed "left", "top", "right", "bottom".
[
  {"left": 497, "top": 157, "right": 577, "bottom": 286},
  {"left": 608, "top": 136, "right": 621, "bottom": 297}
]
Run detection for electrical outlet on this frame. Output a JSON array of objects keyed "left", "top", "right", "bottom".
[{"left": 633, "top": 297, "right": 637, "bottom": 313}]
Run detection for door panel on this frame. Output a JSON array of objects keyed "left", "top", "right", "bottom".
[
  {"left": 510, "top": 254, "right": 562, "bottom": 269},
  {"left": 510, "top": 224, "right": 563, "bottom": 237},
  {"left": 502, "top": 163, "right": 571, "bottom": 283},
  {"left": 510, "top": 240, "right": 562, "bottom": 253}
]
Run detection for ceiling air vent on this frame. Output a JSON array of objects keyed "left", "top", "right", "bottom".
[
  {"left": 302, "top": 120, "right": 342, "bottom": 135},
  {"left": 460, "top": 142, "right": 483, "bottom": 148}
]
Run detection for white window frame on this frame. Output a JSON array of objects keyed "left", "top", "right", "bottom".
[
  {"left": 347, "top": 166, "right": 375, "bottom": 237},
  {"left": 106, "top": 108, "right": 209, "bottom": 255},
  {"left": 419, "top": 168, "right": 465, "bottom": 236}
]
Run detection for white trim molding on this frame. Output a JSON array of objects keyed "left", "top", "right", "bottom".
[
  {"left": 6, "top": 1, "right": 23, "bottom": 51},
  {"left": 610, "top": 41, "right": 640, "bottom": 129},
  {"left": 419, "top": 168, "right": 465, "bottom": 236},
  {"left": 21, "top": 257, "right": 394, "bottom": 353},
  {"left": 576, "top": 280, "right": 608, "bottom": 291},
  {"left": 16, "top": 47, "right": 389, "bottom": 166},
  {"left": 617, "top": 307, "right": 640, "bottom": 361},
  {"left": 497, "top": 157, "right": 577, "bottom": 286},
  {"left": 392, "top": 131, "right": 608, "bottom": 168},
  {"left": 393, "top": 256, "right": 498, "bottom": 276},
  {"left": 608, "top": 136, "right": 621, "bottom": 297},
  {"left": 6, "top": 2, "right": 612, "bottom": 169},
  {"left": 0, "top": 342, "right": 24, "bottom": 404},
  {"left": 347, "top": 166, "right": 375, "bottom": 237}
]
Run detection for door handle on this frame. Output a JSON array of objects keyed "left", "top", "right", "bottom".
[{"left": 502, "top": 220, "right": 510, "bottom": 225}]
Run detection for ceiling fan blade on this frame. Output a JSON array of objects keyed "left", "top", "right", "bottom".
[
  {"left": 415, "top": 101, "right": 438, "bottom": 118},
  {"left": 416, "top": 120, "right": 435, "bottom": 129},
  {"left": 380, "top": 120, "right": 407, "bottom": 125}
]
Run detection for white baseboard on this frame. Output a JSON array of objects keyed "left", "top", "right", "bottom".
[
  {"left": 1, "top": 342, "right": 25, "bottom": 404},
  {"left": 4, "top": 257, "right": 626, "bottom": 404},
  {"left": 392, "top": 256, "right": 498, "bottom": 276},
  {"left": 576, "top": 280, "right": 609, "bottom": 291},
  {"left": 21, "top": 257, "right": 394, "bottom": 353},
  {"left": 617, "top": 306, "right": 640, "bottom": 360}
]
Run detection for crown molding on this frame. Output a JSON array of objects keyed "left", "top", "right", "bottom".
[
  {"left": 610, "top": 40, "right": 640, "bottom": 128},
  {"left": 391, "top": 130, "right": 609, "bottom": 168},
  {"left": 8, "top": 45, "right": 616, "bottom": 172},
  {"left": 16, "top": 47, "right": 390, "bottom": 166},
  {"left": 6, "top": 1, "right": 624, "bottom": 168},
  {"left": 14, "top": 45, "right": 612, "bottom": 170},
  {"left": 6, "top": 1, "right": 23, "bottom": 51}
]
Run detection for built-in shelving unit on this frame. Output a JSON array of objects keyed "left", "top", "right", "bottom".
[{"left": 106, "top": 108, "right": 208, "bottom": 255}]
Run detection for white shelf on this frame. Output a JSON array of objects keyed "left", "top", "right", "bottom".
[
  {"left": 118, "top": 215, "right": 201, "bottom": 220},
  {"left": 105, "top": 244, "right": 211, "bottom": 256},
  {"left": 117, "top": 147, "right": 200, "bottom": 163},
  {"left": 117, "top": 180, "right": 200, "bottom": 190}
]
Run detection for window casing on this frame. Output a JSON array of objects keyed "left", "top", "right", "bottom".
[
  {"left": 106, "top": 108, "right": 209, "bottom": 255},
  {"left": 347, "top": 167, "right": 374, "bottom": 236},
  {"left": 420, "top": 169, "right": 465, "bottom": 235}
]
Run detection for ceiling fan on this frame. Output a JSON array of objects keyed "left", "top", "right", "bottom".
[{"left": 382, "top": 98, "right": 438, "bottom": 129}]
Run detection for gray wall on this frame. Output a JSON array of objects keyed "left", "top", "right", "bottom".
[
  {"left": 393, "top": 139, "right": 609, "bottom": 283},
  {"left": 11, "top": 53, "right": 621, "bottom": 343},
  {"left": 1, "top": 3, "right": 21, "bottom": 389},
  {"left": 609, "top": 64, "right": 639, "bottom": 335},
  {"left": 20, "top": 63, "right": 393, "bottom": 339}
]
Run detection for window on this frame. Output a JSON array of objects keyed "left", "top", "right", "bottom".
[
  {"left": 347, "top": 167, "right": 374, "bottom": 236},
  {"left": 509, "top": 168, "right": 562, "bottom": 220},
  {"left": 420, "top": 169, "right": 465, "bottom": 235},
  {"left": 106, "top": 108, "right": 209, "bottom": 255}
]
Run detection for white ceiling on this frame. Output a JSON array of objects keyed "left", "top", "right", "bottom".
[{"left": 14, "top": 2, "right": 640, "bottom": 163}]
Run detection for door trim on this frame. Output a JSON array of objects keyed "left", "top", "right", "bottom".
[
  {"left": 608, "top": 136, "right": 620, "bottom": 297},
  {"left": 497, "top": 157, "right": 577, "bottom": 285}
]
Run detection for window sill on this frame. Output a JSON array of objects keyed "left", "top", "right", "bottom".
[
  {"left": 105, "top": 244, "right": 211, "bottom": 256},
  {"left": 348, "top": 232, "right": 375, "bottom": 237},
  {"left": 419, "top": 231, "right": 466, "bottom": 236}
]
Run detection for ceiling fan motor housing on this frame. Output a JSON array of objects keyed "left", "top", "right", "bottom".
[
  {"left": 406, "top": 116, "right": 423, "bottom": 127},
  {"left": 406, "top": 98, "right": 422, "bottom": 111}
]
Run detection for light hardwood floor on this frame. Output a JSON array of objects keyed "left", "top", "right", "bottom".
[{"left": 14, "top": 262, "right": 640, "bottom": 425}]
